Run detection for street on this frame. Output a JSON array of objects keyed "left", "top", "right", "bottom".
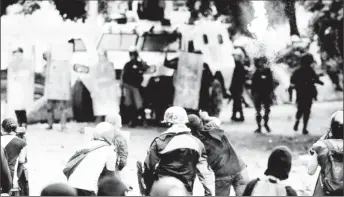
[{"left": 24, "top": 101, "right": 342, "bottom": 196}]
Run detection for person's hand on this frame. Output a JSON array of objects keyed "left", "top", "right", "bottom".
[{"left": 199, "top": 110, "right": 210, "bottom": 121}]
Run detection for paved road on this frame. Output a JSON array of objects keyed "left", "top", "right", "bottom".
[{"left": 8, "top": 101, "right": 344, "bottom": 195}]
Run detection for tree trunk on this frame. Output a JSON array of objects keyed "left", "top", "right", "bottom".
[
  {"left": 139, "top": 0, "right": 164, "bottom": 21},
  {"left": 284, "top": 0, "right": 300, "bottom": 36}
]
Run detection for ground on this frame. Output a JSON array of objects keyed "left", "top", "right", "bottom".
[{"left": 16, "top": 101, "right": 344, "bottom": 195}]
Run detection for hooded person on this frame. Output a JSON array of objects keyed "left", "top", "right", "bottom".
[
  {"left": 105, "top": 113, "right": 128, "bottom": 172},
  {"left": 187, "top": 112, "right": 248, "bottom": 196},
  {"left": 142, "top": 106, "right": 215, "bottom": 196},
  {"left": 40, "top": 183, "right": 77, "bottom": 196},
  {"left": 67, "top": 122, "right": 117, "bottom": 196},
  {"left": 97, "top": 175, "right": 128, "bottom": 196},
  {"left": 150, "top": 176, "right": 189, "bottom": 196},
  {"left": 308, "top": 111, "right": 343, "bottom": 196},
  {"left": 242, "top": 146, "right": 297, "bottom": 196}
]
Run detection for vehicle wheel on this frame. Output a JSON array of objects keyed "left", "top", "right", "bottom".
[{"left": 71, "top": 80, "right": 95, "bottom": 122}]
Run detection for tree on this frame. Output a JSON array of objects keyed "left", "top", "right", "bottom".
[
  {"left": 282, "top": 0, "right": 299, "bottom": 36},
  {"left": 1, "top": 0, "right": 40, "bottom": 16},
  {"left": 137, "top": 0, "right": 164, "bottom": 21},
  {"left": 304, "top": 0, "right": 343, "bottom": 59},
  {"left": 53, "top": 0, "right": 87, "bottom": 22},
  {"left": 1, "top": 0, "right": 20, "bottom": 16}
]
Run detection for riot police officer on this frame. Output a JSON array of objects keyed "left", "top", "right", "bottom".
[
  {"left": 121, "top": 47, "right": 149, "bottom": 127},
  {"left": 251, "top": 56, "right": 274, "bottom": 133},
  {"left": 289, "top": 53, "right": 324, "bottom": 135}
]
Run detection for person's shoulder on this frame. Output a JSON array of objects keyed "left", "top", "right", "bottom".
[
  {"left": 310, "top": 140, "right": 326, "bottom": 155},
  {"left": 285, "top": 185, "right": 298, "bottom": 196},
  {"left": 11, "top": 136, "right": 27, "bottom": 147}
]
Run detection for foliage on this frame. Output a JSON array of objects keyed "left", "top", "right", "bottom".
[
  {"left": 137, "top": 0, "right": 164, "bottom": 21},
  {"left": 52, "top": 0, "right": 87, "bottom": 22},
  {"left": 305, "top": 0, "right": 343, "bottom": 60},
  {"left": 1, "top": 0, "right": 41, "bottom": 16}
]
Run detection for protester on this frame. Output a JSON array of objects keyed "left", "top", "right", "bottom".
[
  {"left": 11, "top": 47, "right": 28, "bottom": 128},
  {"left": 188, "top": 112, "right": 249, "bottom": 196},
  {"left": 208, "top": 72, "right": 223, "bottom": 118},
  {"left": 308, "top": 110, "right": 343, "bottom": 196},
  {"left": 1, "top": 147, "right": 12, "bottom": 195},
  {"left": 97, "top": 175, "right": 128, "bottom": 196},
  {"left": 105, "top": 113, "right": 128, "bottom": 173},
  {"left": 67, "top": 122, "right": 117, "bottom": 196},
  {"left": 230, "top": 48, "right": 247, "bottom": 122},
  {"left": 42, "top": 51, "right": 68, "bottom": 131},
  {"left": 150, "top": 176, "right": 189, "bottom": 196},
  {"left": 251, "top": 56, "right": 275, "bottom": 133},
  {"left": 289, "top": 53, "right": 324, "bottom": 135},
  {"left": 121, "top": 47, "right": 150, "bottom": 127},
  {"left": 142, "top": 106, "right": 215, "bottom": 196},
  {"left": 242, "top": 146, "right": 297, "bottom": 196},
  {"left": 1, "top": 118, "right": 27, "bottom": 195},
  {"left": 40, "top": 183, "right": 77, "bottom": 196}
]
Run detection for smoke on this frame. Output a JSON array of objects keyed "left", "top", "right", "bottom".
[
  {"left": 246, "top": 1, "right": 291, "bottom": 59},
  {"left": 246, "top": 1, "right": 312, "bottom": 61},
  {"left": 1, "top": 1, "right": 101, "bottom": 71}
]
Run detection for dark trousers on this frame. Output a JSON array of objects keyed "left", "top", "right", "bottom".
[
  {"left": 295, "top": 97, "right": 313, "bottom": 130},
  {"left": 254, "top": 97, "right": 271, "bottom": 127},
  {"left": 232, "top": 94, "right": 244, "bottom": 119},
  {"left": 75, "top": 188, "right": 96, "bottom": 196},
  {"left": 14, "top": 110, "right": 27, "bottom": 127}
]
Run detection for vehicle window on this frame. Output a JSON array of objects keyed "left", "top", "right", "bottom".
[
  {"left": 141, "top": 34, "right": 181, "bottom": 52},
  {"left": 74, "top": 39, "right": 87, "bottom": 52},
  {"left": 218, "top": 34, "right": 223, "bottom": 44},
  {"left": 203, "top": 34, "right": 208, "bottom": 44},
  {"left": 97, "top": 33, "right": 137, "bottom": 51}
]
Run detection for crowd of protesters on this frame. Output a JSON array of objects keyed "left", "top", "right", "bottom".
[
  {"left": 1, "top": 42, "right": 343, "bottom": 196},
  {"left": 1, "top": 107, "right": 343, "bottom": 196}
]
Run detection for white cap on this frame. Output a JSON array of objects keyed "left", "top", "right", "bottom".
[
  {"left": 105, "top": 113, "right": 122, "bottom": 128},
  {"left": 93, "top": 122, "right": 115, "bottom": 143}
]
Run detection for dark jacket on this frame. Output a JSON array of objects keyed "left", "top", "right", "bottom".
[
  {"left": 1, "top": 147, "right": 12, "bottom": 194},
  {"left": 251, "top": 67, "right": 274, "bottom": 100},
  {"left": 143, "top": 125, "right": 214, "bottom": 195},
  {"left": 199, "top": 63, "right": 214, "bottom": 111},
  {"left": 243, "top": 178, "right": 297, "bottom": 196},
  {"left": 1, "top": 135, "right": 27, "bottom": 179},
  {"left": 121, "top": 60, "right": 148, "bottom": 87},
  {"left": 191, "top": 122, "right": 246, "bottom": 179},
  {"left": 230, "top": 61, "right": 246, "bottom": 95},
  {"left": 290, "top": 66, "right": 323, "bottom": 101}
]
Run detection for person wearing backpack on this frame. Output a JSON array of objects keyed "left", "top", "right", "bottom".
[
  {"left": 66, "top": 122, "right": 117, "bottom": 196},
  {"left": 242, "top": 146, "right": 298, "bottom": 196},
  {"left": 308, "top": 110, "right": 343, "bottom": 196},
  {"left": 142, "top": 106, "right": 215, "bottom": 196}
]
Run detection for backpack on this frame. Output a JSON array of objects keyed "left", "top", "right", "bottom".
[
  {"left": 320, "top": 140, "right": 343, "bottom": 195},
  {"left": 63, "top": 143, "right": 109, "bottom": 179},
  {"left": 251, "top": 177, "right": 287, "bottom": 196}
]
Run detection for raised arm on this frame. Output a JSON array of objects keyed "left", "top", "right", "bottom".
[{"left": 196, "top": 144, "right": 215, "bottom": 196}]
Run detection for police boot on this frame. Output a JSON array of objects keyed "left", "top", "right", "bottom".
[
  {"left": 46, "top": 110, "right": 54, "bottom": 130},
  {"left": 254, "top": 115, "right": 262, "bottom": 133},
  {"left": 293, "top": 120, "right": 299, "bottom": 131},
  {"left": 302, "top": 112, "right": 310, "bottom": 135},
  {"left": 60, "top": 109, "right": 67, "bottom": 131},
  {"left": 264, "top": 115, "right": 271, "bottom": 133}
]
